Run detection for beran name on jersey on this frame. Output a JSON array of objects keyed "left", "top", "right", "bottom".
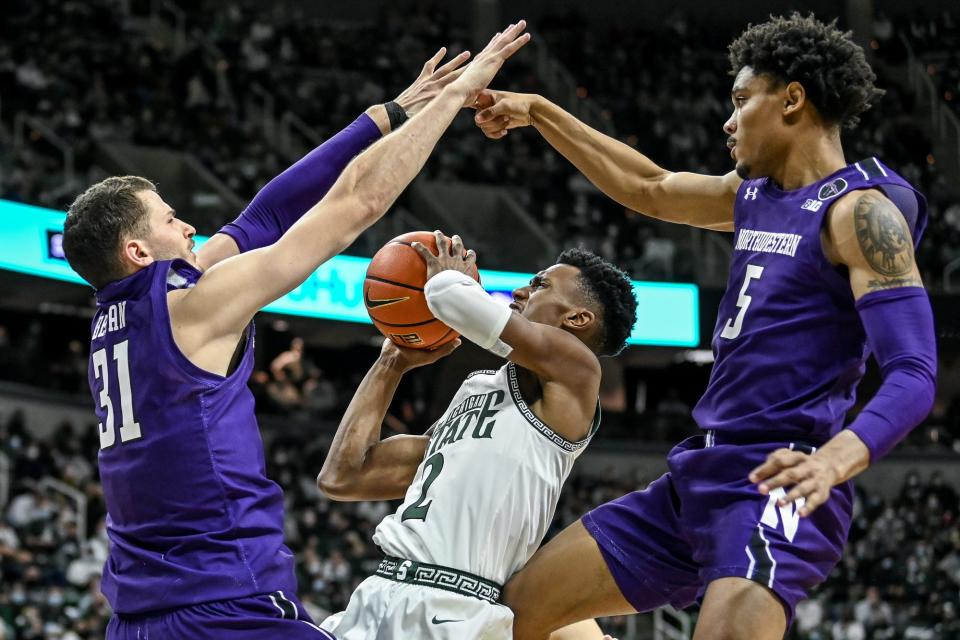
[
  {"left": 426, "top": 390, "right": 505, "bottom": 456},
  {"left": 92, "top": 302, "right": 128, "bottom": 340}
]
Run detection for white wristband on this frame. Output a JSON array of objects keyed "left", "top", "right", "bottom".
[{"left": 424, "top": 270, "right": 513, "bottom": 356}]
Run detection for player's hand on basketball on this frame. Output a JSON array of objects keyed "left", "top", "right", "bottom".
[
  {"left": 411, "top": 230, "right": 478, "bottom": 280},
  {"left": 393, "top": 47, "right": 473, "bottom": 117},
  {"left": 749, "top": 448, "right": 839, "bottom": 517},
  {"left": 450, "top": 21, "right": 531, "bottom": 106},
  {"left": 473, "top": 90, "right": 536, "bottom": 139},
  {"left": 379, "top": 337, "right": 461, "bottom": 372}
]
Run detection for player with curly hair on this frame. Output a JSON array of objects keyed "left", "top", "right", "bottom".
[{"left": 473, "top": 13, "right": 936, "bottom": 640}]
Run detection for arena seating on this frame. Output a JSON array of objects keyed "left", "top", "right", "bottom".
[{"left": 2, "top": 1, "right": 957, "bottom": 285}]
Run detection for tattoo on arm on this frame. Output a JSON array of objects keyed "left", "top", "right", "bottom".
[
  {"left": 866, "top": 275, "right": 923, "bottom": 290},
  {"left": 854, "top": 194, "right": 916, "bottom": 286}
]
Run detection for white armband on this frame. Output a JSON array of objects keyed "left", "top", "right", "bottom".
[{"left": 424, "top": 270, "right": 513, "bottom": 357}]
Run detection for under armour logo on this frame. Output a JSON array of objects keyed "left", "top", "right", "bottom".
[{"left": 744, "top": 187, "right": 759, "bottom": 201}]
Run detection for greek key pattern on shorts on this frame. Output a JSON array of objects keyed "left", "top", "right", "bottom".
[{"left": 376, "top": 556, "right": 502, "bottom": 604}]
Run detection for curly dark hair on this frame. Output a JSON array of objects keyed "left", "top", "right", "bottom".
[
  {"left": 556, "top": 248, "right": 637, "bottom": 356},
  {"left": 728, "top": 13, "right": 883, "bottom": 129}
]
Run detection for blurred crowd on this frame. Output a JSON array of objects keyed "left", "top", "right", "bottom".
[
  {"left": 3, "top": 314, "right": 959, "bottom": 452},
  {"left": 1, "top": 1, "right": 958, "bottom": 284},
  {"left": 0, "top": 407, "right": 957, "bottom": 639}
]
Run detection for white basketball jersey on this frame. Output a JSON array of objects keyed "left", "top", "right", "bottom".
[{"left": 373, "top": 363, "right": 599, "bottom": 585}]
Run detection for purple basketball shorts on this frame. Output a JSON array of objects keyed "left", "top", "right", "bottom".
[
  {"left": 106, "top": 590, "right": 334, "bottom": 639},
  {"left": 583, "top": 433, "right": 853, "bottom": 624}
]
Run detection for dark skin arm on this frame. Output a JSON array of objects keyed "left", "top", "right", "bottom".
[
  {"left": 316, "top": 338, "right": 459, "bottom": 501},
  {"left": 750, "top": 189, "right": 924, "bottom": 516}
]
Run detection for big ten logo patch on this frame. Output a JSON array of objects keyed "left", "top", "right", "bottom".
[{"left": 391, "top": 333, "right": 423, "bottom": 345}]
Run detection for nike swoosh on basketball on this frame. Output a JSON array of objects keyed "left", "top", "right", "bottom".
[{"left": 364, "top": 291, "right": 410, "bottom": 308}]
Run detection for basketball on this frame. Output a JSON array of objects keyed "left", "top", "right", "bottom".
[{"left": 364, "top": 231, "right": 480, "bottom": 349}]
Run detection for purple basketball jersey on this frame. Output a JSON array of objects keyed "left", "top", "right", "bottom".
[
  {"left": 693, "top": 158, "right": 927, "bottom": 444},
  {"left": 88, "top": 259, "right": 295, "bottom": 615}
]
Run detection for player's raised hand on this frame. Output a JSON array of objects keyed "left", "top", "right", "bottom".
[
  {"left": 394, "top": 47, "right": 473, "bottom": 117},
  {"left": 450, "top": 21, "right": 532, "bottom": 106},
  {"left": 472, "top": 90, "right": 536, "bottom": 139},
  {"left": 379, "top": 337, "right": 461, "bottom": 372},
  {"left": 411, "top": 230, "right": 478, "bottom": 280}
]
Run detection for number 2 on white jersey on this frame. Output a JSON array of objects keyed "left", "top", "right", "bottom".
[
  {"left": 93, "top": 339, "right": 142, "bottom": 449},
  {"left": 721, "top": 264, "right": 764, "bottom": 340}
]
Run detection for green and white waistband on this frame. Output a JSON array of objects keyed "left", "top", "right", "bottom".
[{"left": 375, "top": 556, "right": 502, "bottom": 604}]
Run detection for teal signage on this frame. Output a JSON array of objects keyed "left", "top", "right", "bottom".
[{"left": 0, "top": 199, "right": 698, "bottom": 347}]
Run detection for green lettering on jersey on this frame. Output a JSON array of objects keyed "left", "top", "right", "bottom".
[{"left": 472, "top": 390, "right": 505, "bottom": 439}]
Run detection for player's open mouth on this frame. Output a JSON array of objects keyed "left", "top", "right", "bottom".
[{"left": 509, "top": 302, "right": 522, "bottom": 312}]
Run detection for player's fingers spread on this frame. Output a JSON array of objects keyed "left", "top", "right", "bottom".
[
  {"left": 503, "top": 19, "right": 527, "bottom": 41},
  {"left": 500, "top": 32, "right": 532, "bottom": 58},
  {"left": 434, "top": 230, "right": 451, "bottom": 255},
  {"left": 465, "top": 249, "right": 477, "bottom": 264},
  {"left": 781, "top": 479, "right": 814, "bottom": 506},
  {"left": 433, "top": 50, "right": 470, "bottom": 77},
  {"left": 496, "top": 20, "right": 527, "bottom": 49},
  {"left": 422, "top": 47, "right": 446, "bottom": 75},
  {"left": 450, "top": 234, "right": 465, "bottom": 256},
  {"left": 411, "top": 242, "right": 437, "bottom": 260},
  {"left": 749, "top": 453, "right": 786, "bottom": 482},
  {"left": 759, "top": 468, "right": 798, "bottom": 492},
  {"left": 799, "top": 495, "right": 824, "bottom": 517},
  {"left": 798, "top": 491, "right": 824, "bottom": 517}
]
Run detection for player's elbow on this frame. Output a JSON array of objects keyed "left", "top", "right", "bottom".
[{"left": 316, "top": 468, "right": 360, "bottom": 501}]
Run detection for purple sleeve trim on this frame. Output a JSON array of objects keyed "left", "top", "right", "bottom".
[{"left": 847, "top": 287, "right": 937, "bottom": 460}]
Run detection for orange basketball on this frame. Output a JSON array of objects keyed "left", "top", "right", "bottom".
[{"left": 365, "top": 231, "right": 480, "bottom": 349}]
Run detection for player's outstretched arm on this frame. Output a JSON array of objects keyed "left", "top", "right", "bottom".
[
  {"left": 196, "top": 47, "right": 473, "bottom": 271},
  {"left": 169, "top": 23, "right": 532, "bottom": 352},
  {"left": 317, "top": 339, "right": 459, "bottom": 501},
  {"left": 751, "top": 189, "right": 936, "bottom": 515},
  {"left": 473, "top": 91, "right": 739, "bottom": 231},
  {"left": 413, "top": 232, "right": 600, "bottom": 443}
]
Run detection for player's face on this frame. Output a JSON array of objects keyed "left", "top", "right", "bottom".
[
  {"left": 509, "top": 264, "right": 584, "bottom": 327},
  {"left": 723, "top": 67, "right": 790, "bottom": 179},
  {"left": 135, "top": 190, "right": 198, "bottom": 266}
]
